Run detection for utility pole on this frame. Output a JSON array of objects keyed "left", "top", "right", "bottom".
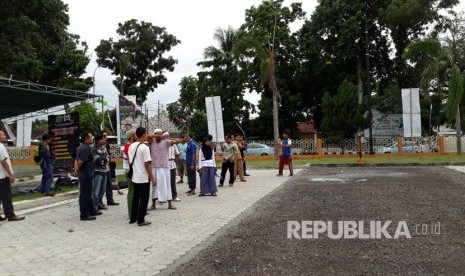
[
  {"left": 158, "top": 100, "right": 160, "bottom": 127},
  {"left": 365, "top": 0, "right": 374, "bottom": 154}
]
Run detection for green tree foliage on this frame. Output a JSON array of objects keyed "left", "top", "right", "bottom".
[
  {"left": 67, "top": 102, "right": 102, "bottom": 134},
  {"left": 95, "top": 19, "right": 180, "bottom": 105},
  {"left": 380, "top": 0, "right": 459, "bottom": 87},
  {"left": 197, "top": 26, "right": 251, "bottom": 132},
  {"left": 299, "top": 0, "right": 394, "bottom": 129},
  {"left": 0, "top": 0, "right": 92, "bottom": 90},
  {"left": 233, "top": 0, "right": 305, "bottom": 132},
  {"left": 321, "top": 80, "right": 369, "bottom": 143}
]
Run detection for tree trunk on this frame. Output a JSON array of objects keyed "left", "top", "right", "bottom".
[
  {"left": 272, "top": 90, "right": 280, "bottom": 160},
  {"left": 456, "top": 105, "right": 462, "bottom": 155}
]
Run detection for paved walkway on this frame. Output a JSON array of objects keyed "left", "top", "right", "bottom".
[{"left": 0, "top": 169, "right": 297, "bottom": 276}]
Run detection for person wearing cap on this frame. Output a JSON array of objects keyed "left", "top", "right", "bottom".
[
  {"left": 123, "top": 129, "right": 136, "bottom": 217},
  {"left": 164, "top": 132, "right": 181, "bottom": 202},
  {"left": 39, "top": 133, "right": 55, "bottom": 197},
  {"left": 148, "top": 129, "right": 185, "bottom": 210}
]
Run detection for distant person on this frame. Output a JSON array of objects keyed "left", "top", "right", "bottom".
[
  {"left": 100, "top": 130, "right": 119, "bottom": 206},
  {"left": 123, "top": 129, "right": 136, "bottom": 217},
  {"left": 207, "top": 134, "right": 219, "bottom": 177},
  {"left": 176, "top": 141, "right": 187, "bottom": 183},
  {"left": 74, "top": 131, "right": 101, "bottom": 221},
  {"left": 219, "top": 135, "right": 239, "bottom": 187},
  {"left": 234, "top": 134, "right": 246, "bottom": 182},
  {"left": 92, "top": 133, "right": 109, "bottom": 211},
  {"left": 38, "top": 133, "right": 55, "bottom": 197},
  {"left": 277, "top": 131, "right": 293, "bottom": 177},
  {"left": 199, "top": 137, "right": 217, "bottom": 196},
  {"left": 0, "top": 131, "right": 25, "bottom": 222},
  {"left": 185, "top": 133, "right": 197, "bottom": 195},
  {"left": 128, "top": 127, "right": 155, "bottom": 226}
]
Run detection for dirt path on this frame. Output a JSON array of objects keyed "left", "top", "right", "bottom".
[{"left": 171, "top": 167, "right": 465, "bottom": 276}]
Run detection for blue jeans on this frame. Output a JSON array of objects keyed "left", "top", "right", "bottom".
[
  {"left": 93, "top": 172, "right": 107, "bottom": 209},
  {"left": 40, "top": 165, "right": 54, "bottom": 194}
]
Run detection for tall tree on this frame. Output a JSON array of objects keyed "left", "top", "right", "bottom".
[
  {"left": 403, "top": 37, "right": 464, "bottom": 153},
  {"left": 380, "top": 0, "right": 459, "bottom": 87},
  {"left": 197, "top": 26, "right": 251, "bottom": 132},
  {"left": 234, "top": 0, "right": 305, "bottom": 157},
  {"left": 95, "top": 19, "right": 180, "bottom": 105},
  {"left": 0, "top": 0, "right": 92, "bottom": 91}
]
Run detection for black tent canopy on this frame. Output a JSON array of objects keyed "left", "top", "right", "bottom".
[{"left": 0, "top": 78, "right": 101, "bottom": 120}]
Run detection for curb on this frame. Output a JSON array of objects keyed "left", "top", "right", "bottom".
[
  {"left": 304, "top": 162, "right": 465, "bottom": 168},
  {"left": 14, "top": 190, "right": 79, "bottom": 213}
]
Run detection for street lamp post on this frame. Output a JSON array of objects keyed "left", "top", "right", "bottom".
[
  {"left": 92, "top": 65, "right": 100, "bottom": 109},
  {"left": 364, "top": 0, "right": 374, "bottom": 154}
]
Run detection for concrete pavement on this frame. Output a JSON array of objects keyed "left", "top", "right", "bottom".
[{"left": 0, "top": 169, "right": 298, "bottom": 276}]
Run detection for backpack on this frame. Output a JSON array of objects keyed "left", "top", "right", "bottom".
[{"left": 34, "top": 145, "right": 45, "bottom": 165}]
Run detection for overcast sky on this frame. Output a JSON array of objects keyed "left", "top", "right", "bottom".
[{"left": 64, "top": 0, "right": 465, "bottom": 116}]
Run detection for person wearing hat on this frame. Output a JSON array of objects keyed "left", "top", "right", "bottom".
[
  {"left": 123, "top": 128, "right": 136, "bottom": 217},
  {"left": 148, "top": 129, "right": 185, "bottom": 210}
]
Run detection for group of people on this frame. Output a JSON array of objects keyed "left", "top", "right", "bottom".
[
  {"left": 0, "top": 126, "right": 293, "bottom": 225},
  {"left": 73, "top": 131, "right": 120, "bottom": 221}
]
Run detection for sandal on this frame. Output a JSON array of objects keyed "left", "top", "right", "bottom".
[
  {"left": 199, "top": 194, "right": 205, "bottom": 197},
  {"left": 138, "top": 221, "right": 151, "bottom": 226},
  {"left": 212, "top": 193, "right": 217, "bottom": 197},
  {"left": 168, "top": 206, "right": 177, "bottom": 210}
]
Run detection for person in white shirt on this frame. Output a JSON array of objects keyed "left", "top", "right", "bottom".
[
  {"left": 128, "top": 127, "right": 155, "bottom": 226},
  {"left": 164, "top": 132, "right": 181, "bottom": 202},
  {"left": 0, "top": 131, "right": 25, "bottom": 221},
  {"left": 199, "top": 137, "right": 217, "bottom": 196}
]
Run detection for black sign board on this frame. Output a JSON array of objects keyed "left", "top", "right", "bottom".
[{"left": 48, "top": 113, "right": 80, "bottom": 175}]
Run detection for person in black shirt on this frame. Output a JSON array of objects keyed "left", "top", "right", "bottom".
[{"left": 74, "top": 131, "right": 101, "bottom": 221}]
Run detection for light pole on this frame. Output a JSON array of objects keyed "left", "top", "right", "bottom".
[
  {"left": 92, "top": 65, "right": 100, "bottom": 109},
  {"left": 364, "top": 0, "right": 374, "bottom": 154}
]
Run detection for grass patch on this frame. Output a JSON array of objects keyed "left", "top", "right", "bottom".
[
  {"left": 244, "top": 154, "right": 465, "bottom": 168},
  {"left": 12, "top": 185, "right": 79, "bottom": 203}
]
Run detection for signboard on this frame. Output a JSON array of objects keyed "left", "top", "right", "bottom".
[
  {"left": 371, "top": 112, "right": 403, "bottom": 137},
  {"left": 205, "top": 96, "right": 225, "bottom": 142},
  {"left": 402, "top": 88, "right": 422, "bottom": 137},
  {"left": 16, "top": 116, "right": 32, "bottom": 146},
  {"left": 48, "top": 113, "right": 80, "bottom": 175},
  {"left": 118, "top": 95, "right": 140, "bottom": 145}
]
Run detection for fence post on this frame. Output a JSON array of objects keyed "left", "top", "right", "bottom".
[
  {"left": 317, "top": 138, "right": 323, "bottom": 158},
  {"left": 397, "top": 137, "right": 403, "bottom": 155},
  {"left": 439, "top": 136, "right": 445, "bottom": 154},
  {"left": 29, "top": 145, "right": 35, "bottom": 163}
]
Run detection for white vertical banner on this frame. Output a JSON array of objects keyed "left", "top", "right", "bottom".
[
  {"left": 401, "top": 88, "right": 422, "bottom": 137},
  {"left": 16, "top": 116, "right": 32, "bottom": 146},
  {"left": 205, "top": 96, "right": 225, "bottom": 142}
]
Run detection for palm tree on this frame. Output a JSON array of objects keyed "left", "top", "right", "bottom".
[
  {"left": 233, "top": 14, "right": 281, "bottom": 159},
  {"left": 203, "top": 26, "right": 238, "bottom": 60},
  {"left": 403, "top": 37, "right": 464, "bottom": 154}
]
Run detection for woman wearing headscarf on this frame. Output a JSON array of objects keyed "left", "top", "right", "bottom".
[{"left": 199, "top": 137, "right": 217, "bottom": 196}]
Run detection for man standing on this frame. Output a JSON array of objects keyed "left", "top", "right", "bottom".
[
  {"left": 219, "top": 135, "right": 239, "bottom": 187},
  {"left": 185, "top": 133, "right": 197, "bottom": 196},
  {"left": 176, "top": 141, "right": 187, "bottom": 183},
  {"left": 277, "top": 131, "right": 293, "bottom": 176},
  {"left": 0, "top": 131, "right": 25, "bottom": 222},
  {"left": 92, "top": 133, "right": 109, "bottom": 212},
  {"left": 128, "top": 127, "right": 155, "bottom": 226},
  {"left": 123, "top": 129, "right": 136, "bottom": 217},
  {"left": 165, "top": 132, "right": 181, "bottom": 202},
  {"left": 100, "top": 131, "right": 119, "bottom": 206},
  {"left": 74, "top": 131, "right": 101, "bottom": 221},
  {"left": 148, "top": 129, "right": 183, "bottom": 210},
  {"left": 234, "top": 135, "right": 246, "bottom": 182},
  {"left": 39, "top": 133, "right": 55, "bottom": 196}
]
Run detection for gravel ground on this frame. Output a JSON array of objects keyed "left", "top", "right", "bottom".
[{"left": 172, "top": 167, "right": 465, "bottom": 276}]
